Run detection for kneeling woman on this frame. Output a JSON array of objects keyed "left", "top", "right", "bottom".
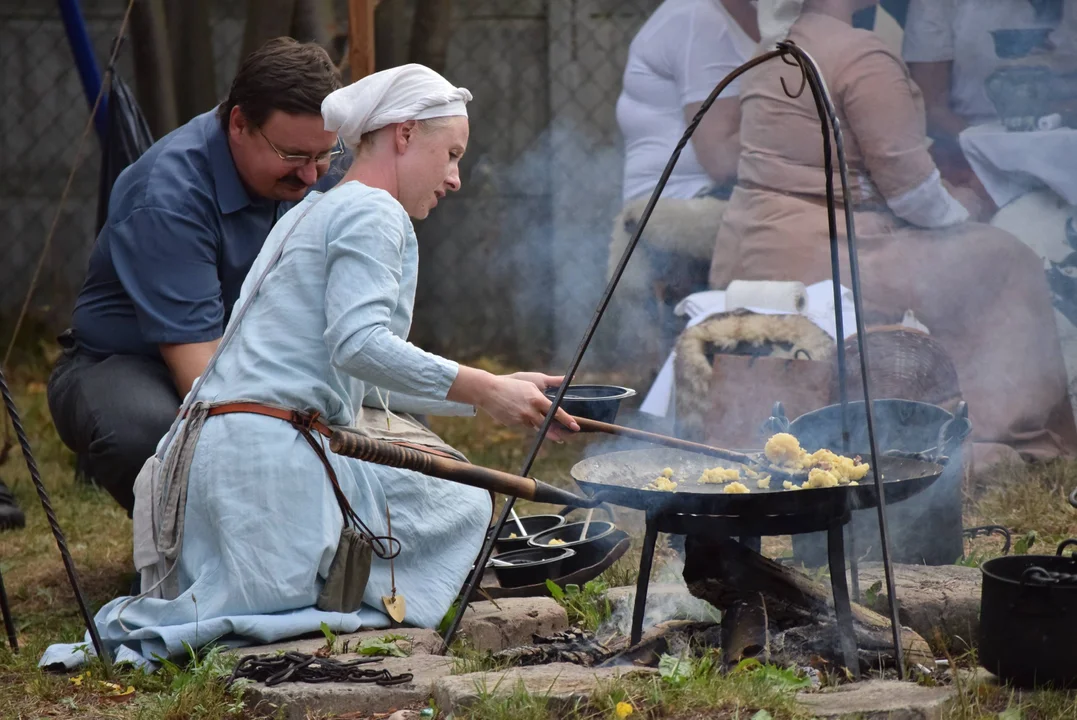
[{"left": 44, "top": 65, "right": 579, "bottom": 666}]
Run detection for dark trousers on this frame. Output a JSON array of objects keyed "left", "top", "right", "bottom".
[{"left": 47, "top": 333, "right": 180, "bottom": 514}]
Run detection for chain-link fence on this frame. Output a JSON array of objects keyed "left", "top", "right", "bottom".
[
  {"left": 0, "top": 0, "right": 128, "bottom": 331},
  {"left": 412, "top": 0, "right": 661, "bottom": 367},
  {"left": 0, "top": 0, "right": 250, "bottom": 335},
  {"left": 0, "top": 0, "right": 659, "bottom": 366}
]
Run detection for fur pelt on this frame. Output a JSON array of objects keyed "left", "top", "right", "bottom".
[
  {"left": 673, "top": 310, "right": 835, "bottom": 439},
  {"left": 607, "top": 194, "right": 729, "bottom": 293}
]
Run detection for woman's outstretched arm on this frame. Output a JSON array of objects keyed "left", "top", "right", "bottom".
[{"left": 324, "top": 188, "right": 578, "bottom": 436}]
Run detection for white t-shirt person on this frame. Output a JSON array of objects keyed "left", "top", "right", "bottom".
[
  {"left": 616, "top": 0, "right": 758, "bottom": 203},
  {"left": 902, "top": 0, "right": 1060, "bottom": 125}
]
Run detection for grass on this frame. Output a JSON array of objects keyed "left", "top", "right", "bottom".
[
  {"left": 0, "top": 349, "right": 1074, "bottom": 718},
  {"left": 942, "top": 652, "right": 1077, "bottom": 720},
  {"left": 545, "top": 579, "right": 615, "bottom": 633},
  {"left": 447, "top": 637, "right": 512, "bottom": 676},
  {"left": 967, "top": 460, "right": 1077, "bottom": 551},
  {"left": 454, "top": 650, "right": 815, "bottom": 720}
]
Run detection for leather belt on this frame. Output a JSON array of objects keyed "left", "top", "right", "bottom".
[
  {"left": 205, "top": 402, "right": 332, "bottom": 439},
  {"left": 196, "top": 401, "right": 459, "bottom": 460}
]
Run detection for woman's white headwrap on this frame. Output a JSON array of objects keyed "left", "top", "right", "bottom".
[
  {"left": 322, "top": 63, "right": 472, "bottom": 146},
  {"left": 758, "top": 0, "right": 806, "bottom": 47}
]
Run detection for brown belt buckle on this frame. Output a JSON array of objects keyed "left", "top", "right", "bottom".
[{"left": 294, "top": 409, "right": 324, "bottom": 436}]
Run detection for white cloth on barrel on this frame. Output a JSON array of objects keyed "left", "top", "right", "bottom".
[
  {"left": 640, "top": 280, "right": 860, "bottom": 417},
  {"left": 322, "top": 63, "right": 472, "bottom": 145},
  {"left": 40, "top": 181, "right": 492, "bottom": 669}
]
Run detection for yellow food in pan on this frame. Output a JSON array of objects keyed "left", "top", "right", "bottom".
[
  {"left": 763, "top": 433, "right": 870, "bottom": 486},
  {"left": 763, "top": 432, "right": 804, "bottom": 466},
  {"left": 697, "top": 467, "right": 742, "bottom": 484},
  {"left": 646, "top": 476, "right": 678, "bottom": 492},
  {"left": 723, "top": 481, "right": 750, "bottom": 494},
  {"left": 806, "top": 467, "right": 839, "bottom": 488}
]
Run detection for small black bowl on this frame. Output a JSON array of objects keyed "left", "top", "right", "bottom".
[
  {"left": 543, "top": 385, "right": 637, "bottom": 424},
  {"left": 528, "top": 521, "right": 619, "bottom": 574},
  {"left": 489, "top": 514, "right": 567, "bottom": 553},
  {"left": 992, "top": 28, "right": 1053, "bottom": 59},
  {"left": 487, "top": 546, "right": 576, "bottom": 588}
]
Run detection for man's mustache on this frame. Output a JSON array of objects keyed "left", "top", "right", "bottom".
[{"left": 279, "top": 173, "right": 311, "bottom": 189}]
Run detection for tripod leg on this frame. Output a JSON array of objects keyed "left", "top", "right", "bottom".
[
  {"left": 0, "top": 366, "right": 109, "bottom": 675},
  {"left": 0, "top": 563, "right": 17, "bottom": 651}
]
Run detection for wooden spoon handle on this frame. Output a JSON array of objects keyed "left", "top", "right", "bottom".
[{"left": 572, "top": 417, "right": 757, "bottom": 466}]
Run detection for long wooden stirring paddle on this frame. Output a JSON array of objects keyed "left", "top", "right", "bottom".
[{"left": 570, "top": 417, "right": 806, "bottom": 480}]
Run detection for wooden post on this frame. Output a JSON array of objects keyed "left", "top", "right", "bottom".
[
  {"left": 348, "top": 0, "right": 377, "bottom": 82},
  {"left": 129, "top": 0, "right": 178, "bottom": 138},
  {"left": 409, "top": 0, "right": 453, "bottom": 73},
  {"left": 241, "top": 0, "right": 297, "bottom": 61},
  {"left": 164, "top": 0, "right": 217, "bottom": 124}
]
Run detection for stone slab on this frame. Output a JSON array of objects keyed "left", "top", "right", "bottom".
[
  {"left": 386, "top": 711, "right": 425, "bottom": 720},
  {"left": 852, "top": 563, "right": 982, "bottom": 653},
  {"left": 954, "top": 666, "right": 998, "bottom": 687},
  {"left": 433, "top": 662, "right": 655, "bottom": 715},
  {"left": 249, "top": 653, "right": 452, "bottom": 720},
  {"left": 796, "top": 679, "right": 955, "bottom": 720},
  {"left": 454, "top": 597, "right": 568, "bottom": 652},
  {"left": 228, "top": 626, "right": 444, "bottom": 659}
]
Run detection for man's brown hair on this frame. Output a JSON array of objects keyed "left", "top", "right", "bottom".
[{"left": 217, "top": 37, "right": 342, "bottom": 131}]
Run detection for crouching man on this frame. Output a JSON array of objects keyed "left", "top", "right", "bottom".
[{"left": 44, "top": 38, "right": 344, "bottom": 515}]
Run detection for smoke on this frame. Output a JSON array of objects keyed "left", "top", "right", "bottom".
[
  {"left": 451, "top": 111, "right": 683, "bottom": 379},
  {"left": 494, "top": 118, "right": 637, "bottom": 369},
  {"left": 424, "top": 4, "right": 1077, "bottom": 574},
  {"left": 597, "top": 552, "right": 721, "bottom": 640}
]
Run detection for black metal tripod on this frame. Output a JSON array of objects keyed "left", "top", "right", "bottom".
[
  {"left": 441, "top": 41, "right": 907, "bottom": 679},
  {"left": 0, "top": 364, "right": 112, "bottom": 676},
  {"left": 0, "top": 555, "right": 16, "bottom": 652}
]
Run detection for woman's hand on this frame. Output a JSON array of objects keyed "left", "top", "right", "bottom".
[
  {"left": 943, "top": 178, "right": 995, "bottom": 223},
  {"left": 447, "top": 368, "right": 580, "bottom": 440}
]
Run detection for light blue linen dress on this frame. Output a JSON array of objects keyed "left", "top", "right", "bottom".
[{"left": 41, "top": 181, "right": 493, "bottom": 667}]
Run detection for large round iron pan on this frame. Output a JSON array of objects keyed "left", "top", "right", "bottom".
[{"left": 570, "top": 448, "right": 942, "bottom": 517}]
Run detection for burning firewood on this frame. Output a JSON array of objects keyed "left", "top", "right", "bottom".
[
  {"left": 683, "top": 536, "right": 934, "bottom": 673},
  {"left": 491, "top": 628, "right": 615, "bottom": 667}
]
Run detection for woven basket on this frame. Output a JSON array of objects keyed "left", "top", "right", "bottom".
[{"left": 834, "top": 326, "right": 963, "bottom": 411}]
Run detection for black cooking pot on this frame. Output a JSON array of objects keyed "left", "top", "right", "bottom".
[
  {"left": 529, "top": 521, "right": 619, "bottom": 574},
  {"left": 488, "top": 546, "right": 576, "bottom": 589},
  {"left": 979, "top": 539, "right": 1077, "bottom": 688},
  {"left": 544, "top": 385, "right": 636, "bottom": 424},
  {"left": 490, "top": 514, "right": 567, "bottom": 553},
  {"left": 786, "top": 399, "right": 970, "bottom": 566}
]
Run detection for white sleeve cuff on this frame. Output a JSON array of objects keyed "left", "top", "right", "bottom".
[{"left": 885, "top": 169, "right": 969, "bottom": 228}]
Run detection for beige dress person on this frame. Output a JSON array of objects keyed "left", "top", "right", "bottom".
[{"left": 710, "top": 12, "right": 1077, "bottom": 461}]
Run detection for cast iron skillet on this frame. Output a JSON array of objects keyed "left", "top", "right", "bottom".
[{"left": 570, "top": 447, "right": 942, "bottom": 517}]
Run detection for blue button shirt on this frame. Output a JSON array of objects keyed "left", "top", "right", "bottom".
[{"left": 72, "top": 110, "right": 293, "bottom": 358}]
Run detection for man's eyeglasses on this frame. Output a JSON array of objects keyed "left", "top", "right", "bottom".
[{"left": 260, "top": 129, "right": 344, "bottom": 167}]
